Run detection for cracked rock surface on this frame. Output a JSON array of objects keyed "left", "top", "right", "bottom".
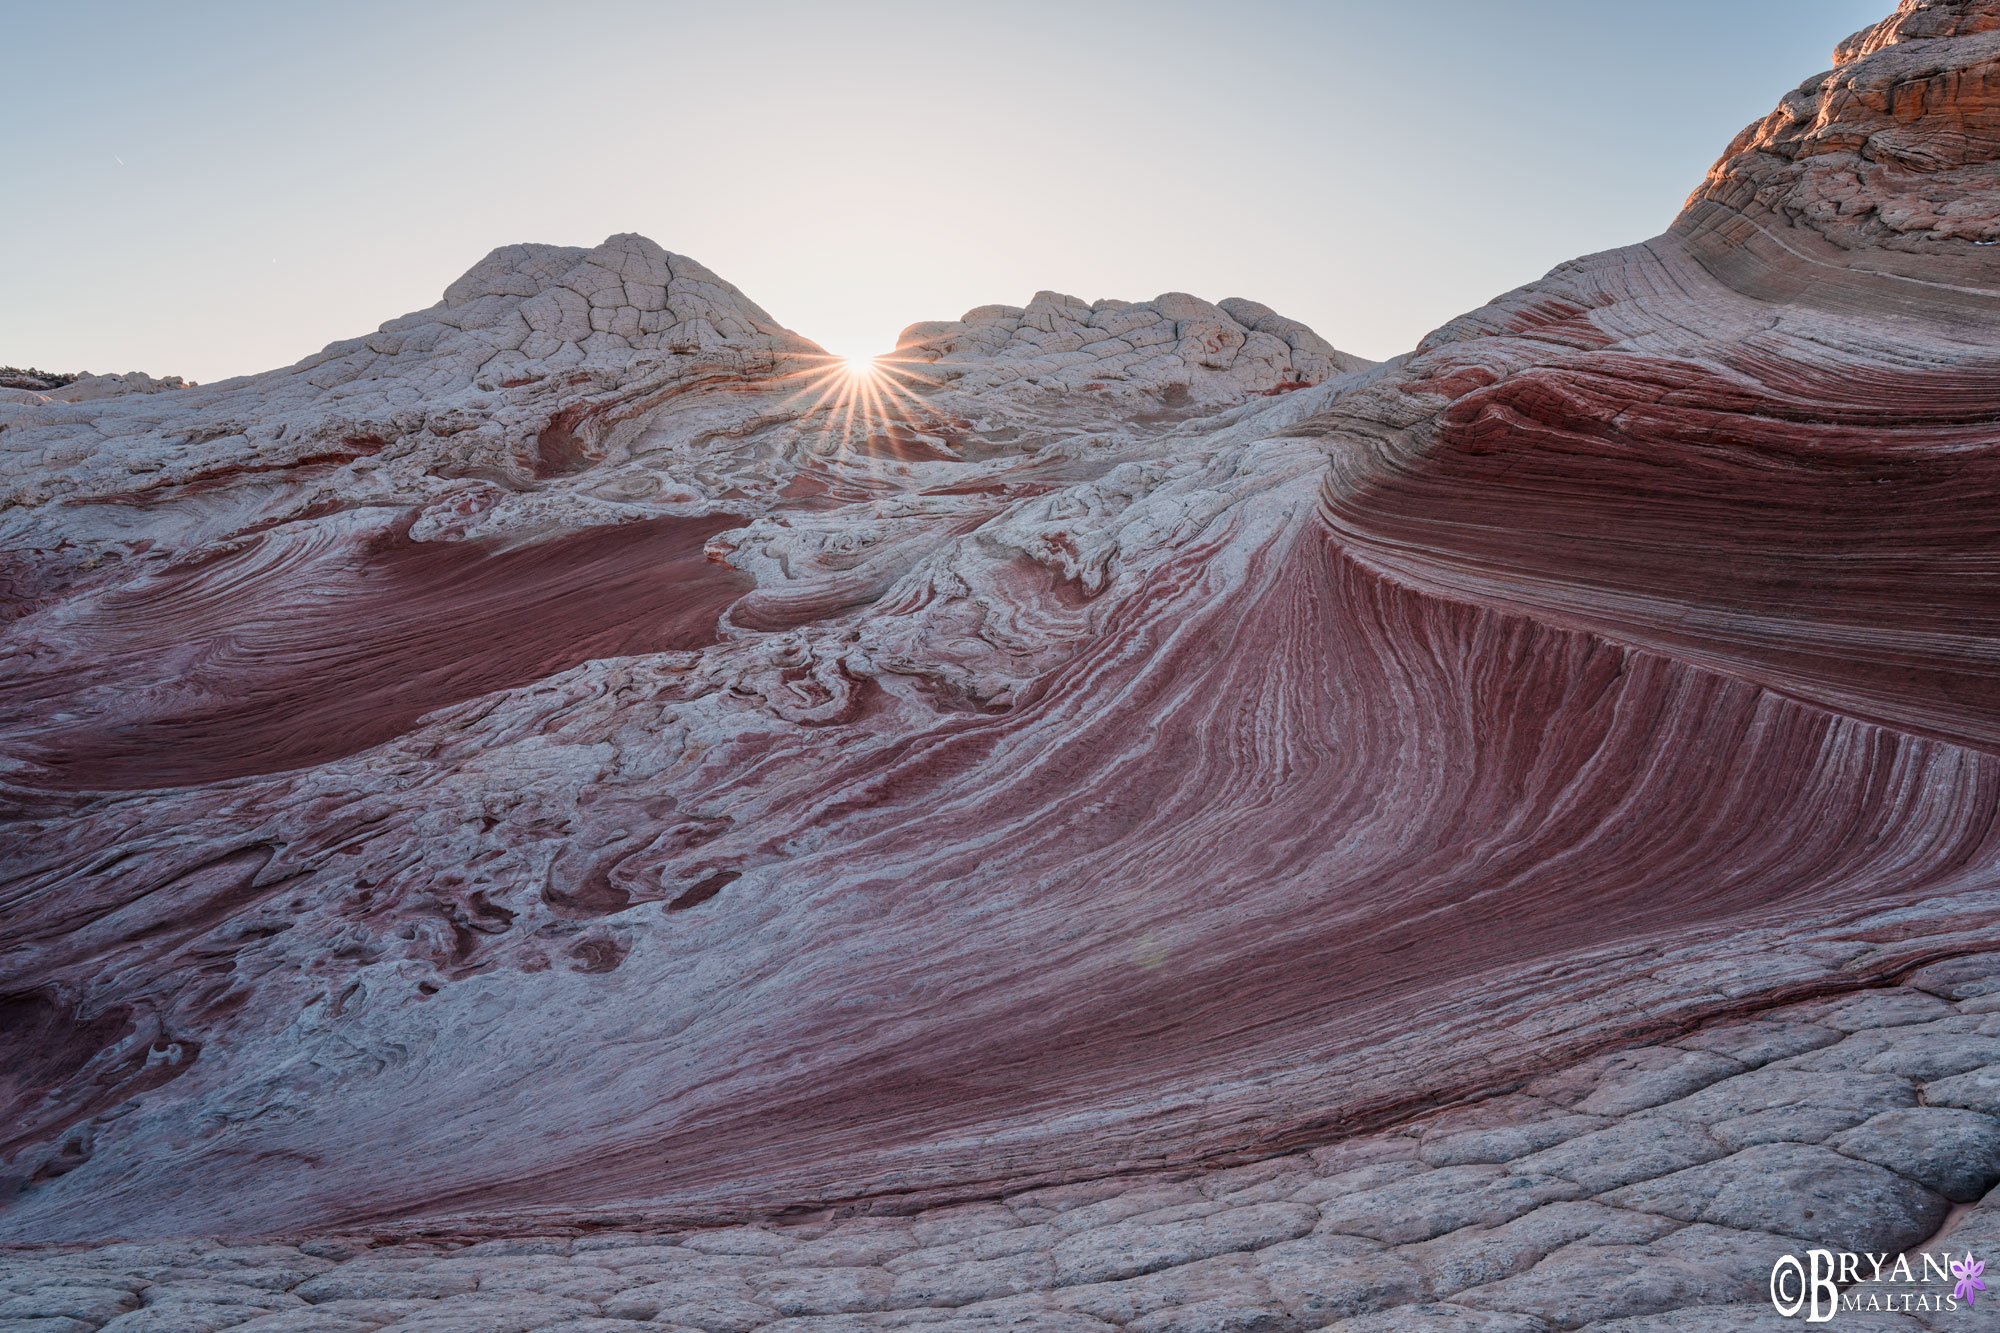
[
  {"left": 5, "top": 7, "right": 2000, "bottom": 1327},
  {"left": 8, "top": 966, "right": 2000, "bottom": 1331}
]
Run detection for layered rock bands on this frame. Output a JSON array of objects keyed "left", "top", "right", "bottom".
[{"left": 4, "top": 12, "right": 2000, "bottom": 1331}]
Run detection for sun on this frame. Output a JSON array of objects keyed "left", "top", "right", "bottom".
[{"left": 775, "top": 345, "right": 943, "bottom": 454}]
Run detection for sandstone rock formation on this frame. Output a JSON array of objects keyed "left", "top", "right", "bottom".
[
  {"left": 2, "top": 967, "right": 1998, "bottom": 1331},
  {"left": 891, "top": 292, "right": 1368, "bottom": 400},
  {"left": 0, "top": 370, "right": 193, "bottom": 407},
  {"left": 0, "top": 370, "right": 80, "bottom": 393},
  {"left": 4, "top": 2, "right": 2000, "bottom": 1329}
]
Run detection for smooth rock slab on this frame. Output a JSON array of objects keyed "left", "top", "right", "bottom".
[
  {"left": 1325, "top": 1304, "right": 1552, "bottom": 1332},
  {"left": 1528, "top": 1050, "right": 1745, "bottom": 1120},
  {"left": 137, "top": 1286, "right": 298, "bottom": 1312},
  {"left": 287, "top": 1276, "right": 480, "bottom": 1306},
  {"left": 225, "top": 1288, "right": 432, "bottom": 1320},
  {"left": 226, "top": 1301, "right": 432, "bottom": 1330},
  {"left": 1600, "top": 1143, "right": 1948, "bottom": 1255},
  {"left": 98, "top": 1307, "right": 268, "bottom": 1333},
  {"left": 0, "top": 1295, "right": 139, "bottom": 1324},
  {"left": 1126, "top": 1298, "right": 1293, "bottom": 1333},
  {"left": 888, "top": 1255, "right": 1053, "bottom": 1310},
  {"left": 1645, "top": 1225, "right": 1795, "bottom": 1294},
  {"left": 1401, "top": 1203, "right": 1679, "bottom": 1299},
  {"left": 1642, "top": 1070, "right": 1916, "bottom": 1128},
  {"left": 680, "top": 1232, "right": 798, "bottom": 1260},
  {"left": 599, "top": 1277, "right": 759, "bottom": 1316},
  {"left": 1252, "top": 1239, "right": 1428, "bottom": 1325},
  {"left": 888, "top": 1229, "right": 1058, "bottom": 1276},
  {"left": 1454, "top": 1243, "right": 1743, "bottom": 1331},
  {"left": 1314, "top": 1168, "right": 1583, "bottom": 1246},
  {"left": 614, "top": 1295, "right": 774, "bottom": 1332},
  {"left": 1704, "top": 1107, "right": 1874, "bottom": 1151},
  {"left": 749, "top": 1269, "right": 891, "bottom": 1317},
  {"left": 366, "top": 1291, "right": 599, "bottom": 1330},
  {"left": 1781, "top": 990, "right": 1958, "bottom": 1034},
  {"left": 1923, "top": 1064, "right": 2000, "bottom": 1118},
  {"left": 95, "top": 1314, "right": 237, "bottom": 1333},
  {"left": 1832, "top": 1106, "right": 2000, "bottom": 1203},
  {"left": 1049, "top": 1204, "right": 1316, "bottom": 1285},
  {"left": 1419, "top": 1118, "right": 1607, "bottom": 1169},
  {"left": 1048, "top": 1255, "right": 1270, "bottom": 1325},
  {"left": 1671, "top": 1022, "right": 1841, "bottom": 1068},
  {"left": 1907, "top": 953, "right": 2000, "bottom": 1001},
  {"left": 1509, "top": 1119, "right": 1727, "bottom": 1195}
]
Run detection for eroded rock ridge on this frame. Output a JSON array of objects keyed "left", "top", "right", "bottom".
[{"left": 3, "top": 8, "right": 2000, "bottom": 1332}]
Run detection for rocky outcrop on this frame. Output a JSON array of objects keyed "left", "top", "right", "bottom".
[
  {"left": 0, "top": 370, "right": 75, "bottom": 392},
  {"left": 1300, "top": 0, "right": 2000, "bottom": 759},
  {"left": 41, "top": 373, "right": 195, "bottom": 403},
  {"left": 3, "top": 964, "right": 2000, "bottom": 1331},
  {"left": 0, "top": 228, "right": 1385, "bottom": 1243},
  {"left": 2, "top": 16, "right": 1998, "bottom": 1333},
  {"left": 0, "top": 370, "right": 189, "bottom": 409},
  {"left": 893, "top": 291, "right": 1370, "bottom": 400},
  {"left": 1678, "top": 0, "right": 2000, "bottom": 317}
]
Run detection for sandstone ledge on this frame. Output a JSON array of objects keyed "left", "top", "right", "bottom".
[{"left": 7, "top": 963, "right": 2000, "bottom": 1333}]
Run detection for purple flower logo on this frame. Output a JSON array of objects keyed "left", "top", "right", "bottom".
[{"left": 1953, "top": 1251, "right": 1987, "bottom": 1308}]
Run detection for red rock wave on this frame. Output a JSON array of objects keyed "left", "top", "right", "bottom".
[
  {"left": 0, "top": 515, "right": 748, "bottom": 789},
  {"left": 3, "top": 0, "right": 2000, "bottom": 1248}
]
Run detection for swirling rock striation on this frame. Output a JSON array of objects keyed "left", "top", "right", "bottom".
[
  {"left": 1, "top": 11, "right": 1998, "bottom": 1311},
  {"left": 5, "top": 966, "right": 2000, "bottom": 1332}
]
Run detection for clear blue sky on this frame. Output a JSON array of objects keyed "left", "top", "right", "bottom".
[{"left": 2, "top": 0, "right": 1888, "bottom": 380}]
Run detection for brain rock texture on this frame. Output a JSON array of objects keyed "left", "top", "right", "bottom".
[{"left": 6, "top": 3, "right": 2000, "bottom": 1329}]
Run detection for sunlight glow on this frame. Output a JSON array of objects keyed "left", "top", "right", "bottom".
[{"left": 777, "top": 351, "right": 957, "bottom": 476}]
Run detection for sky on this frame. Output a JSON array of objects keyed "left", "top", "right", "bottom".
[{"left": 3, "top": 0, "right": 1889, "bottom": 383}]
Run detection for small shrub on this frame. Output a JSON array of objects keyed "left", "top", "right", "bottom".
[{"left": 0, "top": 366, "right": 80, "bottom": 391}]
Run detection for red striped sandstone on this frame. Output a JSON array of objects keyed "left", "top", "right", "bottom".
[{"left": 2, "top": 11, "right": 1998, "bottom": 1312}]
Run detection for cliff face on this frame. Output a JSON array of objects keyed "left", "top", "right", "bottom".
[
  {"left": 1678, "top": 0, "right": 2000, "bottom": 316},
  {"left": 1691, "top": 0, "right": 2000, "bottom": 249},
  {"left": 3, "top": 0, "right": 2000, "bottom": 1262}
]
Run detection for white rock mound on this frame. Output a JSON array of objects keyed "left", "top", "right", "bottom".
[
  {"left": 44, "top": 371, "right": 194, "bottom": 402},
  {"left": 894, "top": 288, "right": 1373, "bottom": 400},
  {"left": 291, "top": 232, "right": 822, "bottom": 399}
]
